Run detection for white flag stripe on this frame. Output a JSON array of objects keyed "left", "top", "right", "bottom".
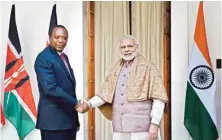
[
  {"left": 4, "top": 77, "right": 13, "bottom": 88},
  {"left": 4, "top": 64, "right": 25, "bottom": 89},
  {"left": 7, "top": 39, "right": 21, "bottom": 58},
  {"left": 188, "top": 41, "right": 217, "bottom": 126}
]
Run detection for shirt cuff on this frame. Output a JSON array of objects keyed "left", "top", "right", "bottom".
[
  {"left": 150, "top": 99, "right": 165, "bottom": 126},
  {"left": 89, "top": 96, "right": 106, "bottom": 108},
  {"left": 151, "top": 118, "right": 160, "bottom": 126}
]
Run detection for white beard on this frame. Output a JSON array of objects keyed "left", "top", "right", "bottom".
[{"left": 121, "top": 51, "right": 137, "bottom": 61}]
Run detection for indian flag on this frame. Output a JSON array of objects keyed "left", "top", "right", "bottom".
[
  {"left": 3, "top": 4, "right": 37, "bottom": 140},
  {"left": 184, "top": 1, "right": 218, "bottom": 140}
]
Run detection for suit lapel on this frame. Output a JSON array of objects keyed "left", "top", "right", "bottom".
[{"left": 49, "top": 46, "right": 74, "bottom": 84}]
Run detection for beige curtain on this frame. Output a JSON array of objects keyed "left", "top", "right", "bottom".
[
  {"left": 131, "top": 1, "right": 165, "bottom": 71},
  {"left": 94, "top": 2, "right": 129, "bottom": 140},
  {"left": 94, "top": 1, "right": 166, "bottom": 140},
  {"left": 131, "top": 1, "right": 166, "bottom": 139}
]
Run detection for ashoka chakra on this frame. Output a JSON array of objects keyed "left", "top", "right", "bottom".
[{"left": 189, "top": 65, "right": 214, "bottom": 90}]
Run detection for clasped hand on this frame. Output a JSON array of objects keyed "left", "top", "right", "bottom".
[{"left": 75, "top": 99, "right": 91, "bottom": 113}]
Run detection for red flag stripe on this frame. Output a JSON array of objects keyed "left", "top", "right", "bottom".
[
  {"left": 4, "top": 57, "right": 24, "bottom": 81},
  {"left": 16, "top": 80, "right": 37, "bottom": 117},
  {"left": 1, "top": 105, "right": 5, "bottom": 126},
  {"left": 5, "top": 44, "right": 17, "bottom": 66}
]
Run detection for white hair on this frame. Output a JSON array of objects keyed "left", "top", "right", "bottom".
[{"left": 119, "top": 35, "right": 139, "bottom": 46}]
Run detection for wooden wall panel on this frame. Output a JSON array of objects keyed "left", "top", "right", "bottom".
[{"left": 87, "top": 2, "right": 95, "bottom": 140}]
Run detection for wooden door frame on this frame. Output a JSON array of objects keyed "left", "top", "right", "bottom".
[
  {"left": 163, "top": 2, "right": 171, "bottom": 140},
  {"left": 86, "top": 2, "right": 171, "bottom": 140},
  {"left": 86, "top": 2, "right": 95, "bottom": 140}
]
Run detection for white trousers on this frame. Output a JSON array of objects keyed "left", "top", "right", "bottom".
[{"left": 113, "top": 130, "right": 161, "bottom": 140}]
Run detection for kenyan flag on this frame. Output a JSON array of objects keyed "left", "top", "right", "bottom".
[{"left": 3, "top": 4, "right": 37, "bottom": 140}]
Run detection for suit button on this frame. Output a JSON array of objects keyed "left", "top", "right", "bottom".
[
  {"left": 123, "top": 74, "right": 126, "bottom": 77},
  {"left": 122, "top": 84, "right": 124, "bottom": 86},
  {"left": 122, "top": 113, "right": 124, "bottom": 115},
  {"left": 121, "top": 93, "right": 124, "bottom": 96},
  {"left": 121, "top": 103, "right": 123, "bottom": 106}
]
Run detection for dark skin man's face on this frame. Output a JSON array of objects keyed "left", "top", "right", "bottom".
[{"left": 49, "top": 27, "right": 68, "bottom": 52}]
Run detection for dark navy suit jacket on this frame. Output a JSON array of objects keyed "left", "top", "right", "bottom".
[{"left": 34, "top": 45, "right": 79, "bottom": 130}]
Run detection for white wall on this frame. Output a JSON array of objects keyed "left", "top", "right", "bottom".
[
  {"left": 0, "top": 1, "right": 84, "bottom": 140},
  {"left": 171, "top": 1, "right": 221, "bottom": 140}
]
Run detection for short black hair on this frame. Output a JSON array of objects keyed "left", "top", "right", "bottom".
[{"left": 49, "top": 25, "right": 68, "bottom": 37}]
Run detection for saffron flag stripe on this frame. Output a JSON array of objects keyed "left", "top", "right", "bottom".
[{"left": 194, "top": 1, "right": 212, "bottom": 67}]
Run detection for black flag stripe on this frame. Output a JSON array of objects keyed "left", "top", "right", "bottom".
[
  {"left": 5, "top": 59, "right": 18, "bottom": 72},
  {"left": 15, "top": 75, "right": 29, "bottom": 89},
  {"left": 48, "top": 4, "right": 58, "bottom": 35},
  {"left": 8, "top": 4, "right": 21, "bottom": 54}
]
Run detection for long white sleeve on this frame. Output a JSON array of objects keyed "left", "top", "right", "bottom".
[
  {"left": 88, "top": 96, "right": 106, "bottom": 108},
  {"left": 150, "top": 99, "right": 165, "bottom": 125}
]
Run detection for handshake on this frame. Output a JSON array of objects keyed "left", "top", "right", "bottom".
[{"left": 75, "top": 99, "right": 92, "bottom": 113}]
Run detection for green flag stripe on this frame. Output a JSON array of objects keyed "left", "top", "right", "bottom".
[
  {"left": 184, "top": 82, "right": 218, "bottom": 140},
  {"left": 4, "top": 91, "right": 35, "bottom": 140}
]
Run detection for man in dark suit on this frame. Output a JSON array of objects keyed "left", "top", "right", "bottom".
[{"left": 34, "top": 25, "right": 80, "bottom": 140}]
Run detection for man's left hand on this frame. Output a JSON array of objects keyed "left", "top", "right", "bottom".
[{"left": 148, "top": 123, "right": 158, "bottom": 140}]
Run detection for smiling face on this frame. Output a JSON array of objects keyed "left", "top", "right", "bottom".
[
  {"left": 119, "top": 38, "right": 138, "bottom": 61},
  {"left": 49, "top": 27, "right": 68, "bottom": 52}
]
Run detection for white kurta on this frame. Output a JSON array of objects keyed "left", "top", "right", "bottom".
[{"left": 89, "top": 96, "right": 164, "bottom": 140}]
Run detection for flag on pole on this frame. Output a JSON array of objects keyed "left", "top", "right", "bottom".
[
  {"left": 184, "top": 1, "right": 218, "bottom": 140},
  {"left": 3, "top": 4, "right": 37, "bottom": 140},
  {"left": 46, "top": 4, "right": 57, "bottom": 46}
]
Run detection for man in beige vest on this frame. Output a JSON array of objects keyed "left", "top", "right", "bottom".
[{"left": 76, "top": 35, "right": 168, "bottom": 140}]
